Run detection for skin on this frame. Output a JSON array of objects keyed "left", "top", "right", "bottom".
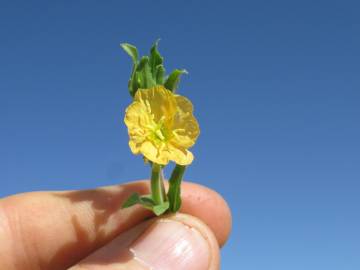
[{"left": 0, "top": 181, "right": 232, "bottom": 270}]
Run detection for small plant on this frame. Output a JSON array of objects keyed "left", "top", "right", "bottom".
[{"left": 121, "top": 40, "right": 200, "bottom": 216}]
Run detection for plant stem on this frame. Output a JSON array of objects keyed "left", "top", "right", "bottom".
[
  {"left": 167, "top": 165, "right": 186, "bottom": 212},
  {"left": 151, "top": 163, "right": 165, "bottom": 205},
  {"left": 159, "top": 168, "right": 167, "bottom": 201}
]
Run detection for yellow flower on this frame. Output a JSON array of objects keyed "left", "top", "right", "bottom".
[{"left": 124, "top": 85, "right": 200, "bottom": 165}]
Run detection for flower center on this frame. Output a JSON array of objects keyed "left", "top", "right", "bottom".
[
  {"left": 155, "top": 121, "right": 172, "bottom": 142},
  {"left": 154, "top": 126, "right": 166, "bottom": 141},
  {"left": 147, "top": 116, "right": 171, "bottom": 144}
]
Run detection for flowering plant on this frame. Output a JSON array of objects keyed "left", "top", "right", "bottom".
[{"left": 121, "top": 41, "right": 200, "bottom": 216}]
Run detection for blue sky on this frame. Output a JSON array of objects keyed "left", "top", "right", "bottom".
[{"left": 1, "top": 0, "right": 359, "bottom": 269}]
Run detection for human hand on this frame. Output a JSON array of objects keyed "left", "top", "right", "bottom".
[{"left": 0, "top": 181, "right": 232, "bottom": 270}]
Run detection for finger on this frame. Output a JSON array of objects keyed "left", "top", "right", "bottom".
[
  {"left": 0, "top": 181, "right": 231, "bottom": 270},
  {"left": 70, "top": 213, "right": 220, "bottom": 270},
  {"left": 180, "top": 182, "right": 232, "bottom": 246}
]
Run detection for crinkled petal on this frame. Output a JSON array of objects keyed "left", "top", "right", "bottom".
[
  {"left": 168, "top": 144, "right": 194, "bottom": 165},
  {"left": 124, "top": 101, "right": 152, "bottom": 152},
  {"left": 124, "top": 101, "right": 152, "bottom": 130},
  {"left": 135, "top": 86, "right": 177, "bottom": 123},
  {"left": 140, "top": 141, "right": 170, "bottom": 165},
  {"left": 169, "top": 95, "right": 200, "bottom": 148},
  {"left": 175, "top": 94, "right": 194, "bottom": 113},
  {"left": 124, "top": 86, "right": 199, "bottom": 166},
  {"left": 129, "top": 140, "right": 141, "bottom": 154}
]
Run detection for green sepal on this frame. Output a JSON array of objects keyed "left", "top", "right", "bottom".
[
  {"left": 167, "top": 165, "right": 186, "bottom": 212},
  {"left": 164, "top": 69, "right": 188, "bottom": 93}
]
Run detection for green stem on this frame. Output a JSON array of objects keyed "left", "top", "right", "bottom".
[
  {"left": 159, "top": 169, "right": 167, "bottom": 201},
  {"left": 167, "top": 165, "right": 186, "bottom": 212},
  {"left": 151, "top": 163, "right": 165, "bottom": 205}
]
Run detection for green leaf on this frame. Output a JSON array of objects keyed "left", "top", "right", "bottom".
[
  {"left": 167, "top": 165, "right": 186, "bottom": 212},
  {"left": 135, "top": 70, "right": 142, "bottom": 86},
  {"left": 121, "top": 43, "right": 140, "bottom": 97},
  {"left": 137, "top": 56, "right": 156, "bottom": 89},
  {"left": 155, "top": 65, "right": 165, "bottom": 84},
  {"left": 121, "top": 193, "right": 140, "bottom": 208},
  {"left": 164, "top": 69, "right": 188, "bottom": 93},
  {"left": 120, "top": 43, "right": 138, "bottom": 64},
  {"left": 121, "top": 193, "right": 162, "bottom": 213},
  {"left": 153, "top": 201, "right": 170, "bottom": 216},
  {"left": 136, "top": 55, "right": 147, "bottom": 70},
  {"left": 121, "top": 193, "right": 169, "bottom": 215},
  {"left": 128, "top": 64, "right": 139, "bottom": 97},
  {"left": 140, "top": 195, "right": 156, "bottom": 206},
  {"left": 149, "top": 39, "right": 163, "bottom": 77}
]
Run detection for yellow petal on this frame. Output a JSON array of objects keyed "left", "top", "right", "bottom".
[
  {"left": 135, "top": 86, "right": 177, "bottom": 123},
  {"left": 140, "top": 141, "right": 170, "bottom": 165},
  {"left": 125, "top": 101, "right": 152, "bottom": 152},
  {"left": 124, "top": 101, "right": 152, "bottom": 130},
  {"left": 129, "top": 140, "right": 141, "bottom": 154},
  {"left": 168, "top": 144, "right": 194, "bottom": 165},
  {"left": 170, "top": 95, "right": 200, "bottom": 148},
  {"left": 175, "top": 94, "right": 194, "bottom": 113},
  {"left": 124, "top": 86, "right": 199, "bottom": 166}
]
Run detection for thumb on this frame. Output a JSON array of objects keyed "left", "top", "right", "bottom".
[{"left": 70, "top": 213, "right": 220, "bottom": 270}]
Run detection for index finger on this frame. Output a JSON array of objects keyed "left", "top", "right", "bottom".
[{"left": 0, "top": 181, "right": 232, "bottom": 270}]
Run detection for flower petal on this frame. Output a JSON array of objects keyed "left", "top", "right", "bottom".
[
  {"left": 140, "top": 141, "right": 170, "bottom": 165},
  {"left": 125, "top": 101, "right": 152, "bottom": 153},
  {"left": 124, "top": 86, "right": 199, "bottom": 166},
  {"left": 168, "top": 144, "right": 194, "bottom": 165},
  {"left": 170, "top": 95, "right": 200, "bottom": 148},
  {"left": 135, "top": 86, "right": 177, "bottom": 123},
  {"left": 175, "top": 94, "right": 194, "bottom": 113}
]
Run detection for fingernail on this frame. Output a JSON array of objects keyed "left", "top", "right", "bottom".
[{"left": 130, "top": 220, "right": 210, "bottom": 270}]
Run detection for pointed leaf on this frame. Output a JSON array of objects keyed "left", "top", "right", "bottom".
[
  {"left": 155, "top": 65, "right": 165, "bottom": 85},
  {"left": 140, "top": 195, "right": 156, "bottom": 207},
  {"left": 135, "top": 70, "right": 142, "bottom": 86},
  {"left": 149, "top": 39, "right": 163, "bottom": 76},
  {"left": 153, "top": 201, "right": 170, "bottom": 216},
  {"left": 167, "top": 165, "right": 186, "bottom": 212},
  {"left": 137, "top": 56, "right": 156, "bottom": 89},
  {"left": 128, "top": 64, "right": 139, "bottom": 97},
  {"left": 120, "top": 43, "right": 138, "bottom": 63},
  {"left": 143, "top": 62, "right": 156, "bottom": 88},
  {"left": 164, "top": 69, "right": 188, "bottom": 93},
  {"left": 121, "top": 193, "right": 140, "bottom": 208}
]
